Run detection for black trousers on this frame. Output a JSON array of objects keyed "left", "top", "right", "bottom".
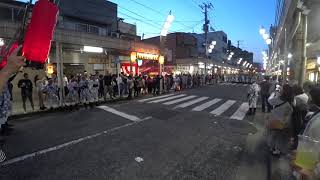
[
  {"left": 261, "top": 94, "right": 271, "bottom": 112},
  {"left": 22, "top": 94, "right": 34, "bottom": 111}
]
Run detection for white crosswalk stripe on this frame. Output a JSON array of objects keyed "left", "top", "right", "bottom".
[
  {"left": 210, "top": 100, "right": 236, "bottom": 116},
  {"left": 192, "top": 98, "right": 222, "bottom": 111},
  {"left": 148, "top": 94, "right": 186, "bottom": 103},
  {"left": 139, "top": 94, "right": 249, "bottom": 120},
  {"left": 230, "top": 102, "right": 249, "bottom": 120},
  {"left": 174, "top": 97, "right": 209, "bottom": 109},
  {"left": 163, "top": 95, "right": 197, "bottom": 105},
  {"left": 138, "top": 94, "right": 174, "bottom": 102}
]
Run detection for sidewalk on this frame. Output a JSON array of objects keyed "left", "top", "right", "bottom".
[{"left": 247, "top": 110, "right": 293, "bottom": 180}]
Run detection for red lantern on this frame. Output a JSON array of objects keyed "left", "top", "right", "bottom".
[{"left": 22, "top": 0, "right": 59, "bottom": 69}]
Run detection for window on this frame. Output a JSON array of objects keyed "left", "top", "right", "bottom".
[
  {"left": 75, "top": 24, "right": 88, "bottom": 32},
  {"left": 222, "top": 36, "right": 227, "bottom": 43},
  {"left": 75, "top": 24, "right": 100, "bottom": 35},
  {"left": 222, "top": 47, "right": 227, "bottom": 54},
  {"left": 89, "top": 25, "right": 99, "bottom": 34}
]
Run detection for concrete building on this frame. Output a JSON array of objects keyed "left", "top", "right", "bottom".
[
  {"left": 192, "top": 31, "right": 228, "bottom": 63},
  {"left": 143, "top": 32, "right": 238, "bottom": 75},
  {"left": 0, "top": 0, "right": 159, "bottom": 114},
  {"left": 229, "top": 44, "right": 254, "bottom": 66},
  {"left": 271, "top": 0, "right": 320, "bottom": 85}
]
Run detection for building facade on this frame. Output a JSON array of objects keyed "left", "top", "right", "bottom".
[
  {"left": 0, "top": 0, "right": 160, "bottom": 113},
  {"left": 143, "top": 32, "right": 240, "bottom": 75},
  {"left": 192, "top": 31, "right": 228, "bottom": 63},
  {"left": 271, "top": 0, "right": 320, "bottom": 85}
]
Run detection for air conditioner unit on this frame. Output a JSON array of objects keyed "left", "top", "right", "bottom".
[{"left": 111, "top": 32, "right": 120, "bottom": 38}]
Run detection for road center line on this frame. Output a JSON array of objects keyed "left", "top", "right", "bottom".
[
  {"left": 1, "top": 117, "right": 151, "bottom": 167},
  {"left": 98, "top": 106, "right": 140, "bottom": 122}
]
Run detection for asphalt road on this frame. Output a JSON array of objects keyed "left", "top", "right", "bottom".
[{"left": 0, "top": 83, "right": 270, "bottom": 180}]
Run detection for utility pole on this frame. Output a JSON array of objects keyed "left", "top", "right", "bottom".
[
  {"left": 200, "top": 2, "right": 213, "bottom": 75},
  {"left": 237, "top": 40, "right": 243, "bottom": 48}
]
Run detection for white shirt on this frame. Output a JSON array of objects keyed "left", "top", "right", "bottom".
[
  {"left": 294, "top": 93, "right": 309, "bottom": 108},
  {"left": 116, "top": 76, "right": 123, "bottom": 84},
  {"left": 304, "top": 110, "right": 320, "bottom": 140}
]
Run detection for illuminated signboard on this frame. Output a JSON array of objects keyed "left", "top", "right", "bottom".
[
  {"left": 307, "top": 62, "right": 316, "bottom": 70},
  {"left": 136, "top": 52, "right": 159, "bottom": 60}
]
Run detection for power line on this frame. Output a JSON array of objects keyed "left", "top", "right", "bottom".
[
  {"left": 119, "top": 6, "right": 164, "bottom": 28},
  {"left": 189, "top": 0, "right": 203, "bottom": 10},
  {"left": 118, "top": 12, "right": 163, "bottom": 31},
  {"left": 125, "top": 0, "right": 197, "bottom": 30}
]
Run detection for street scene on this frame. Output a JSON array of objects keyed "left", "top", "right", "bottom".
[{"left": 0, "top": 0, "right": 320, "bottom": 179}]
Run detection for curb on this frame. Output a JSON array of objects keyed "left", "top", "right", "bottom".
[{"left": 8, "top": 85, "right": 211, "bottom": 121}]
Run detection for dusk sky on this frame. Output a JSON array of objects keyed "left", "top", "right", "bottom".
[{"left": 18, "top": 0, "right": 276, "bottom": 63}]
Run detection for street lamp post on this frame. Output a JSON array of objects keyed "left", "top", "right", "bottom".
[
  {"left": 160, "top": 11, "right": 174, "bottom": 94},
  {"left": 130, "top": 52, "right": 137, "bottom": 75}
]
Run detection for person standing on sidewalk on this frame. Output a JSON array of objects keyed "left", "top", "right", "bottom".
[
  {"left": 43, "top": 79, "right": 59, "bottom": 109},
  {"left": 247, "top": 81, "right": 260, "bottom": 115},
  {"left": 34, "top": 75, "right": 46, "bottom": 110},
  {"left": 104, "top": 72, "right": 113, "bottom": 100},
  {"left": 292, "top": 86, "right": 320, "bottom": 180},
  {"left": 91, "top": 75, "right": 100, "bottom": 104},
  {"left": 268, "top": 84, "right": 294, "bottom": 156},
  {"left": 98, "top": 74, "right": 104, "bottom": 100},
  {"left": 260, "top": 76, "right": 272, "bottom": 113},
  {"left": 65, "top": 76, "right": 79, "bottom": 109},
  {"left": 0, "top": 46, "right": 25, "bottom": 162},
  {"left": 291, "top": 85, "right": 309, "bottom": 150},
  {"left": 79, "top": 75, "right": 90, "bottom": 108},
  {"left": 127, "top": 75, "right": 133, "bottom": 99},
  {"left": 116, "top": 74, "right": 123, "bottom": 98},
  {"left": 18, "top": 73, "right": 34, "bottom": 113}
]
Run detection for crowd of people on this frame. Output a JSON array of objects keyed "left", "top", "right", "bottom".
[
  {"left": 247, "top": 76, "right": 320, "bottom": 179},
  {"left": 11, "top": 72, "right": 226, "bottom": 114}
]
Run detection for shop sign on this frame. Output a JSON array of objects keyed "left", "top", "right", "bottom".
[
  {"left": 175, "top": 65, "right": 189, "bottom": 71},
  {"left": 121, "top": 63, "right": 138, "bottom": 75},
  {"left": 88, "top": 58, "right": 109, "bottom": 64},
  {"left": 307, "top": 62, "right": 316, "bottom": 70},
  {"left": 136, "top": 52, "right": 159, "bottom": 60}
]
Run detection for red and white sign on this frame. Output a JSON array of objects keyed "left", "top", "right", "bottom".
[{"left": 121, "top": 63, "right": 139, "bottom": 75}]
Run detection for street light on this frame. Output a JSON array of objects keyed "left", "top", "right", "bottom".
[
  {"left": 0, "top": 38, "right": 4, "bottom": 46},
  {"left": 259, "top": 27, "right": 266, "bottom": 35},
  {"left": 130, "top": 52, "right": 137, "bottom": 63},
  {"left": 159, "top": 56, "right": 164, "bottom": 65},
  {"left": 83, "top": 46, "right": 103, "bottom": 53},
  {"left": 161, "top": 13, "right": 174, "bottom": 36},
  {"left": 263, "top": 33, "right": 269, "bottom": 40},
  {"left": 288, "top": 53, "right": 293, "bottom": 59},
  {"left": 266, "top": 38, "right": 272, "bottom": 45}
]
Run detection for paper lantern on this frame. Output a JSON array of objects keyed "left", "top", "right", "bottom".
[
  {"left": 131, "top": 52, "right": 137, "bottom": 63},
  {"left": 47, "top": 63, "right": 54, "bottom": 74},
  {"left": 159, "top": 56, "right": 164, "bottom": 65},
  {"left": 22, "top": 0, "right": 59, "bottom": 69}
]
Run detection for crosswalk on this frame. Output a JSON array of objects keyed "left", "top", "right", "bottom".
[{"left": 138, "top": 94, "right": 249, "bottom": 120}]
